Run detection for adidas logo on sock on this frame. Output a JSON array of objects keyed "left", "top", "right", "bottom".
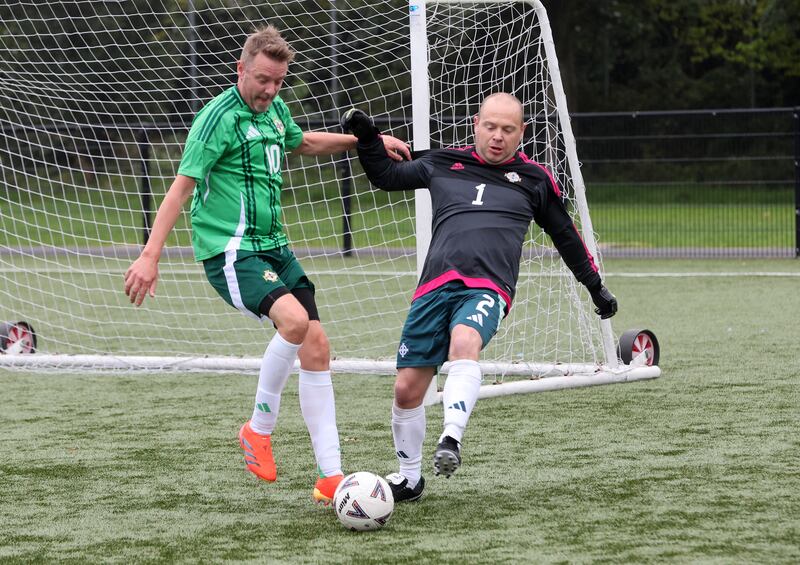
[
  {"left": 256, "top": 402, "right": 271, "bottom": 413},
  {"left": 448, "top": 400, "right": 467, "bottom": 412},
  {"left": 396, "top": 450, "right": 409, "bottom": 459}
]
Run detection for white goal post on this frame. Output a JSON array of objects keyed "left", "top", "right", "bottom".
[{"left": 0, "top": 0, "right": 660, "bottom": 398}]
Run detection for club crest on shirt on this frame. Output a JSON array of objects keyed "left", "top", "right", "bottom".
[
  {"left": 504, "top": 171, "right": 521, "bottom": 183},
  {"left": 272, "top": 118, "right": 285, "bottom": 134},
  {"left": 263, "top": 270, "right": 279, "bottom": 283}
]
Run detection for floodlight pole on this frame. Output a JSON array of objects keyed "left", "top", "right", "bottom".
[
  {"left": 137, "top": 128, "right": 152, "bottom": 245},
  {"left": 188, "top": 0, "right": 200, "bottom": 114},
  {"left": 794, "top": 108, "right": 799, "bottom": 258},
  {"left": 329, "top": 1, "right": 354, "bottom": 256}
]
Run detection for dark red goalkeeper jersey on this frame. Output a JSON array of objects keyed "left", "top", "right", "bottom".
[{"left": 356, "top": 138, "right": 601, "bottom": 313}]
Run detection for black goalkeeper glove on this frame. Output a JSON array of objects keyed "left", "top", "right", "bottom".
[
  {"left": 340, "top": 108, "right": 380, "bottom": 144},
  {"left": 590, "top": 284, "right": 618, "bottom": 319}
]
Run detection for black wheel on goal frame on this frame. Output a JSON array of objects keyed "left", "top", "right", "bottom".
[
  {"left": 616, "top": 328, "right": 659, "bottom": 366},
  {"left": 0, "top": 321, "right": 38, "bottom": 354}
]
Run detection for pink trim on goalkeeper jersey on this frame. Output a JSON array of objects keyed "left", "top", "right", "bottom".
[{"left": 412, "top": 269, "right": 512, "bottom": 314}]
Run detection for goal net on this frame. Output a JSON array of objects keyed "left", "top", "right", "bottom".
[{"left": 0, "top": 1, "right": 659, "bottom": 391}]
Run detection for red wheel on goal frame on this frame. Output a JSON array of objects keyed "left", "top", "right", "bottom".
[
  {"left": 0, "top": 321, "right": 38, "bottom": 354},
  {"left": 617, "top": 329, "right": 659, "bottom": 366}
]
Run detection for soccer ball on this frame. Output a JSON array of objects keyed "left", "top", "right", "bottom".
[{"left": 333, "top": 472, "right": 394, "bottom": 531}]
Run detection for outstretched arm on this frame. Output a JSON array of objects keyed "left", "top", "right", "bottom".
[
  {"left": 535, "top": 182, "right": 617, "bottom": 319},
  {"left": 340, "top": 108, "right": 431, "bottom": 191},
  {"left": 124, "top": 174, "right": 195, "bottom": 306},
  {"left": 293, "top": 131, "right": 411, "bottom": 162}
]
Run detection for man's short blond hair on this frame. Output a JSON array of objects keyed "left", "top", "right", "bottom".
[{"left": 241, "top": 25, "right": 295, "bottom": 65}]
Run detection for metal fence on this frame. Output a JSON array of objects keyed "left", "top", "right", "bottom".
[
  {"left": 570, "top": 107, "right": 798, "bottom": 258},
  {"left": 4, "top": 107, "right": 796, "bottom": 259},
  {"left": 333, "top": 107, "right": 799, "bottom": 258}
]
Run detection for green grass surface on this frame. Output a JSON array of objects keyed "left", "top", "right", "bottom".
[
  {"left": 1, "top": 260, "right": 799, "bottom": 563},
  {"left": 593, "top": 204, "right": 792, "bottom": 248}
]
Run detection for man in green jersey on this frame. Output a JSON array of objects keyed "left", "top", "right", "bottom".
[{"left": 123, "top": 25, "right": 410, "bottom": 505}]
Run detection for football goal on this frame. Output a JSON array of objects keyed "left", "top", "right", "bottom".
[{"left": 0, "top": 0, "right": 660, "bottom": 398}]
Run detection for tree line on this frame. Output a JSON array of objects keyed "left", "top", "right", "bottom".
[
  {"left": 545, "top": 0, "right": 799, "bottom": 111},
  {"left": 0, "top": 0, "right": 796, "bottom": 128}
]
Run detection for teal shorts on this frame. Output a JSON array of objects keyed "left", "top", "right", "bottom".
[
  {"left": 396, "top": 282, "right": 505, "bottom": 368},
  {"left": 203, "top": 246, "right": 314, "bottom": 321}
]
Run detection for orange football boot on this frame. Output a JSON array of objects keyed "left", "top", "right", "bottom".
[
  {"left": 313, "top": 473, "right": 344, "bottom": 505},
  {"left": 238, "top": 421, "right": 277, "bottom": 482}
]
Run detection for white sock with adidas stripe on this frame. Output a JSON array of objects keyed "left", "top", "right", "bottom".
[
  {"left": 440, "top": 359, "right": 482, "bottom": 444},
  {"left": 299, "top": 369, "right": 342, "bottom": 478},
  {"left": 392, "top": 402, "right": 426, "bottom": 488},
  {"left": 250, "top": 332, "right": 301, "bottom": 435}
]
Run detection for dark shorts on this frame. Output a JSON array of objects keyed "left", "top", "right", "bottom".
[
  {"left": 396, "top": 282, "right": 505, "bottom": 368},
  {"left": 203, "top": 247, "right": 315, "bottom": 321}
]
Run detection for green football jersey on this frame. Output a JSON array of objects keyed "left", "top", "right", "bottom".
[{"left": 177, "top": 87, "right": 304, "bottom": 261}]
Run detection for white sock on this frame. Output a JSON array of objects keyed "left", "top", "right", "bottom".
[
  {"left": 440, "top": 359, "right": 482, "bottom": 444},
  {"left": 250, "top": 333, "right": 301, "bottom": 435},
  {"left": 392, "top": 402, "right": 426, "bottom": 488},
  {"left": 299, "top": 369, "right": 342, "bottom": 478}
]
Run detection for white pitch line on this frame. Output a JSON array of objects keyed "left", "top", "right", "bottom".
[
  {"left": 0, "top": 268, "right": 416, "bottom": 277},
  {"left": 1, "top": 267, "right": 798, "bottom": 278},
  {"left": 603, "top": 272, "right": 800, "bottom": 278}
]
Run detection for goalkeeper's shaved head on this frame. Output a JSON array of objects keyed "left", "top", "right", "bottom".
[
  {"left": 473, "top": 92, "right": 527, "bottom": 164},
  {"left": 478, "top": 93, "right": 524, "bottom": 125},
  {"left": 241, "top": 25, "right": 295, "bottom": 65}
]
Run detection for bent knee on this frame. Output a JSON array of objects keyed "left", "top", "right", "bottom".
[
  {"left": 394, "top": 370, "right": 431, "bottom": 407},
  {"left": 298, "top": 323, "right": 330, "bottom": 368},
  {"left": 278, "top": 313, "right": 310, "bottom": 344},
  {"left": 448, "top": 325, "right": 482, "bottom": 361},
  {"left": 307, "top": 330, "right": 330, "bottom": 358}
]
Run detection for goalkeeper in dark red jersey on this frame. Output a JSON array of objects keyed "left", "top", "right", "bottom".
[{"left": 341, "top": 93, "right": 616, "bottom": 502}]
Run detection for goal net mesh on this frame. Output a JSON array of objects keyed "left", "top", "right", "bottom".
[{"left": 0, "top": 0, "right": 607, "bottom": 373}]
